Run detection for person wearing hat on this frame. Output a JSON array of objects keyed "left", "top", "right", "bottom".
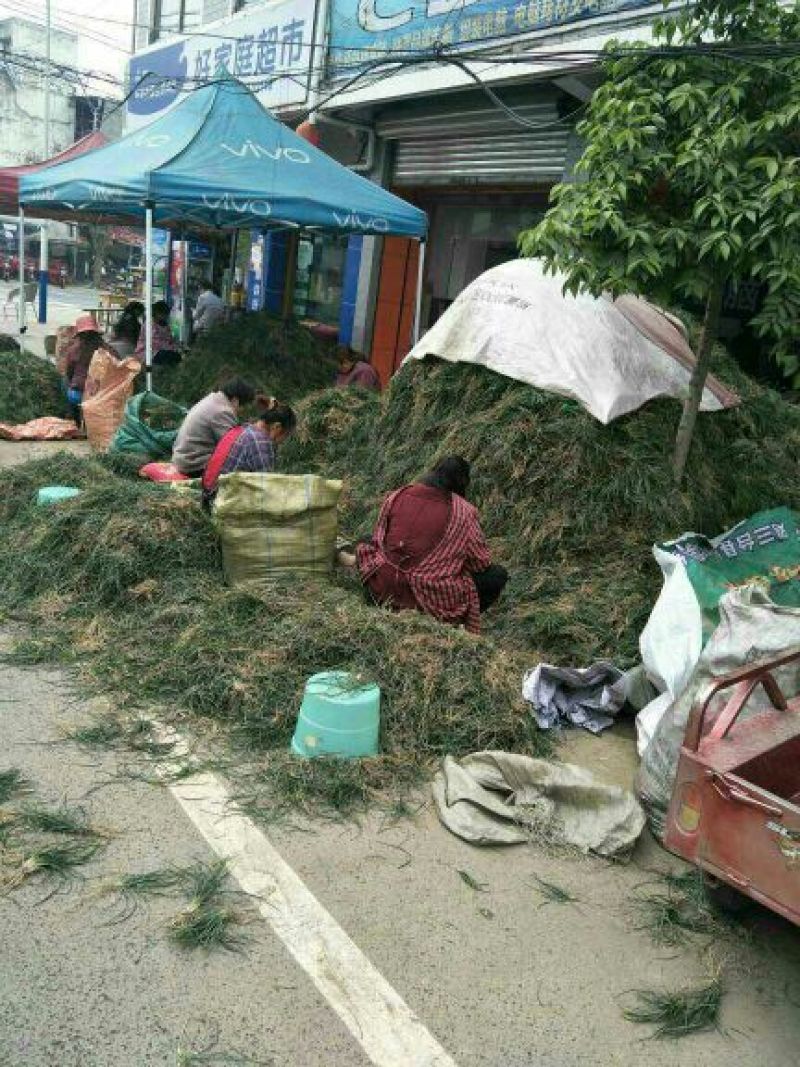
[
  {"left": 63, "top": 314, "right": 105, "bottom": 423},
  {"left": 334, "top": 345, "right": 381, "bottom": 392}
]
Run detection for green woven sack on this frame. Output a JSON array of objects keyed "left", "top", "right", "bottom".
[
  {"left": 110, "top": 391, "right": 187, "bottom": 461},
  {"left": 214, "top": 472, "right": 343, "bottom": 587}
]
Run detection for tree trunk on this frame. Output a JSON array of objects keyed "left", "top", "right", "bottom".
[
  {"left": 89, "top": 226, "right": 109, "bottom": 291},
  {"left": 672, "top": 280, "right": 725, "bottom": 484}
]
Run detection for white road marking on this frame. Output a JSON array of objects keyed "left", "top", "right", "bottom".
[{"left": 160, "top": 733, "right": 458, "bottom": 1067}]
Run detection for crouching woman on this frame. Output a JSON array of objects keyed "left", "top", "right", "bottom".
[{"left": 345, "top": 455, "right": 507, "bottom": 633}]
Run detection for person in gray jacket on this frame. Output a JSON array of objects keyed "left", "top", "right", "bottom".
[
  {"left": 192, "top": 285, "right": 225, "bottom": 335},
  {"left": 172, "top": 377, "right": 255, "bottom": 476}
]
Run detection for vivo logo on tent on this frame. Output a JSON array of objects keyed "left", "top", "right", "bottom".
[
  {"left": 85, "top": 185, "right": 126, "bottom": 202},
  {"left": 202, "top": 193, "right": 272, "bottom": 217},
  {"left": 221, "top": 141, "right": 310, "bottom": 164},
  {"left": 130, "top": 133, "right": 172, "bottom": 150},
  {"left": 333, "top": 211, "right": 390, "bottom": 232}
]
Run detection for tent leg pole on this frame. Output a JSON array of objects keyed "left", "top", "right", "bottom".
[
  {"left": 17, "top": 207, "right": 25, "bottom": 336},
  {"left": 413, "top": 239, "right": 426, "bottom": 345},
  {"left": 145, "top": 203, "right": 154, "bottom": 392},
  {"left": 38, "top": 221, "right": 48, "bottom": 325},
  {"left": 282, "top": 232, "right": 298, "bottom": 322}
]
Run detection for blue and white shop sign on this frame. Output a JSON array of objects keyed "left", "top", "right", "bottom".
[{"left": 127, "top": 0, "right": 319, "bottom": 129}]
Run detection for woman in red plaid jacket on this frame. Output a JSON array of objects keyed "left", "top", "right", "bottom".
[{"left": 343, "top": 456, "right": 507, "bottom": 634}]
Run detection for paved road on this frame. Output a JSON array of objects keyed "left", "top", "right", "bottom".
[
  {"left": 1, "top": 445, "right": 799, "bottom": 1067},
  {"left": 2, "top": 640, "right": 799, "bottom": 1066},
  {"left": 1, "top": 282, "right": 102, "bottom": 357}
]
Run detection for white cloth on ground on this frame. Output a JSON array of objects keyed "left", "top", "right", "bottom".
[{"left": 522, "top": 661, "right": 627, "bottom": 733}]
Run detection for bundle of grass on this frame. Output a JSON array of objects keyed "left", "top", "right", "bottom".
[
  {"left": 623, "top": 977, "right": 723, "bottom": 1039},
  {"left": 168, "top": 860, "right": 247, "bottom": 952},
  {"left": 0, "top": 348, "right": 69, "bottom": 423},
  {"left": 283, "top": 354, "right": 800, "bottom": 662},
  {"left": 633, "top": 869, "right": 731, "bottom": 946},
  {"left": 157, "top": 313, "right": 338, "bottom": 408}
]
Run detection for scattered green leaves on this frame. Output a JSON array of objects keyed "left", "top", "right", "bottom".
[
  {"left": 457, "top": 869, "right": 489, "bottom": 893},
  {"left": 0, "top": 767, "right": 31, "bottom": 805},
  {"left": 533, "top": 877, "right": 579, "bottom": 907}
]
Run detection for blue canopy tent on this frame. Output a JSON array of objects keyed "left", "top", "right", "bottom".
[{"left": 20, "top": 78, "right": 428, "bottom": 387}]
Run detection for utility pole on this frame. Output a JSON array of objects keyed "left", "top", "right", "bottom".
[
  {"left": 44, "top": 0, "right": 51, "bottom": 158},
  {"left": 38, "top": 0, "right": 51, "bottom": 324}
]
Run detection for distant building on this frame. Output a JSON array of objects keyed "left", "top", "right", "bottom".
[
  {"left": 0, "top": 16, "right": 123, "bottom": 167},
  {"left": 0, "top": 16, "right": 77, "bottom": 165}
]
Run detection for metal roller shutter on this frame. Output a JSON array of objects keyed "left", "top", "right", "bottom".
[{"left": 377, "top": 94, "right": 570, "bottom": 185}]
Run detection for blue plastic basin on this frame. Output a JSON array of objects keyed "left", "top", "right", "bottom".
[
  {"left": 36, "top": 486, "right": 81, "bottom": 506},
  {"left": 291, "top": 670, "right": 380, "bottom": 759}
]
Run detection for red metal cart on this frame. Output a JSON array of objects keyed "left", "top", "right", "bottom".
[{"left": 665, "top": 649, "right": 800, "bottom": 925}]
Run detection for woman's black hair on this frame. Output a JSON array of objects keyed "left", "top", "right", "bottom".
[
  {"left": 123, "top": 300, "right": 145, "bottom": 320},
  {"left": 258, "top": 401, "right": 296, "bottom": 434},
  {"left": 114, "top": 315, "right": 140, "bottom": 343},
  {"left": 152, "top": 300, "right": 171, "bottom": 318},
  {"left": 220, "top": 376, "right": 256, "bottom": 404},
  {"left": 420, "top": 455, "right": 471, "bottom": 497}
]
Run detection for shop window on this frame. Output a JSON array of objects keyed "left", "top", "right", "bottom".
[
  {"left": 152, "top": 0, "right": 206, "bottom": 40},
  {"left": 424, "top": 202, "right": 544, "bottom": 328},
  {"left": 293, "top": 234, "right": 348, "bottom": 328}
]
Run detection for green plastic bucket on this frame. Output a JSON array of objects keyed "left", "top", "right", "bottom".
[
  {"left": 37, "top": 486, "right": 81, "bottom": 506},
  {"left": 291, "top": 671, "right": 380, "bottom": 759}
]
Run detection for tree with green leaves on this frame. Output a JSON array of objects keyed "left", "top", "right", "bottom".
[{"left": 520, "top": 0, "right": 800, "bottom": 482}]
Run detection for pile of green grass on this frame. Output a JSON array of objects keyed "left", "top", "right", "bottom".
[
  {"left": 282, "top": 353, "right": 800, "bottom": 662},
  {"left": 0, "top": 348, "right": 69, "bottom": 423},
  {"left": 3, "top": 342, "right": 800, "bottom": 814},
  {"left": 157, "top": 313, "right": 338, "bottom": 407},
  {"left": 0, "top": 453, "right": 543, "bottom": 814}
]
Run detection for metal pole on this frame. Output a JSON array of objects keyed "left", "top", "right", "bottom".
[
  {"left": 17, "top": 208, "right": 26, "bottom": 335},
  {"left": 145, "top": 203, "right": 154, "bottom": 392},
  {"left": 307, "top": 0, "right": 331, "bottom": 124},
  {"left": 44, "top": 0, "right": 51, "bottom": 158},
  {"left": 38, "top": 221, "right": 48, "bottom": 324},
  {"left": 412, "top": 239, "right": 426, "bottom": 345}
]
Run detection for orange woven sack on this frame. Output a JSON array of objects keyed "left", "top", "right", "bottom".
[
  {"left": 82, "top": 357, "right": 141, "bottom": 452},
  {"left": 84, "top": 346, "right": 120, "bottom": 401}
]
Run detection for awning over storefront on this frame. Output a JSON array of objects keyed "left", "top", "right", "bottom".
[
  {"left": 19, "top": 78, "right": 428, "bottom": 238},
  {"left": 0, "top": 132, "right": 107, "bottom": 213}
]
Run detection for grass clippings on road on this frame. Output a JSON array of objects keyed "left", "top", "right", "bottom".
[{"left": 623, "top": 976, "right": 724, "bottom": 1039}]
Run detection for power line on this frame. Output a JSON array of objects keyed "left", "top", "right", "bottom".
[{"left": 0, "top": 0, "right": 132, "bottom": 52}]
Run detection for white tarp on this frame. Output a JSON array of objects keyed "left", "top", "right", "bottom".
[{"left": 407, "top": 259, "right": 739, "bottom": 424}]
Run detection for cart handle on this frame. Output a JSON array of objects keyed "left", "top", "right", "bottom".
[
  {"left": 683, "top": 645, "right": 800, "bottom": 752},
  {"left": 709, "top": 772, "right": 785, "bottom": 816}
]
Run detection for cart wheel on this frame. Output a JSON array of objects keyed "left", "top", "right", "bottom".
[{"left": 702, "top": 873, "right": 751, "bottom": 916}]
